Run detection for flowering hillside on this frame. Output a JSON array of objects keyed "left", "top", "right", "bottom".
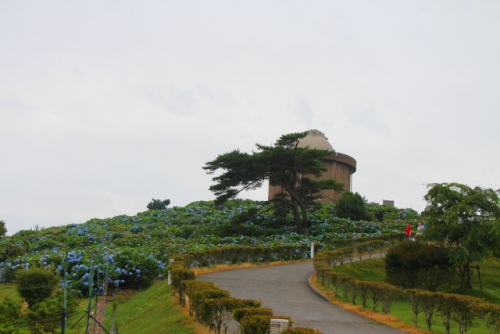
[{"left": 0, "top": 199, "right": 416, "bottom": 295}]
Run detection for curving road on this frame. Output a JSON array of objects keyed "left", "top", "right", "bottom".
[{"left": 197, "top": 261, "right": 406, "bottom": 334}]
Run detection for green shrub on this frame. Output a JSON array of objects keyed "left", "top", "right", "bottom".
[
  {"left": 0, "top": 297, "right": 23, "bottom": 333},
  {"left": 183, "top": 280, "right": 215, "bottom": 315},
  {"left": 197, "top": 297, "right": 261, "bottom": 334},
  {"left": 239, "top": 315, "right": 293, "bottom": 334},
  {"left": 170, "top": 268, "right": 195, "bottom": 306},
  {"left": 239, "top": 315, "right": 269, "bottom": 334},
  {"left": 477, "top": 302, "right": 500, "bottom": 334},
  {"left": 233, "top": 307, "right": 273, "bottom": 322},
  {"left": 0, "top": 241, "right": 26, "bottom": 266},
  {"left": 385, "top": 241, "right": 454, "bottom": 291},
  {"left": 16, "top": 268, "right": 58, "bottom": 307},
  {"left": 334, "top": 192, "right": 368, "bottom": 221},
  {"left": 27, "top": 290, "right": 79, "bottom": 334},
  {"left": 190, "top": 287, "right": 230, "bottom": 323}
]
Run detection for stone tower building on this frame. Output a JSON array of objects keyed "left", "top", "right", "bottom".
[{"left": 268, "top": 129, "right": 357, "bottom": 203}]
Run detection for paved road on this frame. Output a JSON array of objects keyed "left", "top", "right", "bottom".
[{"left": 197, "top": 261, "right": 406, "bottom": 334}]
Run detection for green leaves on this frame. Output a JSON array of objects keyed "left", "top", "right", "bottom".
[
  {"left": 147, "top": 198, "right": 171, "bottom": 210},
  {"left": 335, "top": 192, "right": 368, "bottom": 221},
  {"left": 0, "top": 220, "right": 6, "bottom": 238},
  {"left": 0, "top": 297, "right": 22, "bottom": 332},
  {"left": 422, "top": 182, "right": 500, "bottom": 288},
  {"left": 15, "top": 268, "right": 58, "bottom": 307},
  {"left": 203, "top": 131, "right": 342, "bottom": 235}
]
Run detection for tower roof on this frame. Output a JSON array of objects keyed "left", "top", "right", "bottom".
[{"left": 297, "top": 129, "right": 334, "bottom": 151}]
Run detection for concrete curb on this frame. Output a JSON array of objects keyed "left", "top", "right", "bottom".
[
  {"left": 307, "top": 273, "right": 331, "bottom": 302},
  {"left": 306, "top": 252, "right": 386, "bottom": 303}
]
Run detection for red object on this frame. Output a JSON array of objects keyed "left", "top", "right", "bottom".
[{"left": 405, "top": 224, "right": 412, "bottom": 237}]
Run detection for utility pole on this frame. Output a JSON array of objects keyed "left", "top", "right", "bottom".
[
  {"left": 85, "top": 261, "right": 95, "bottom": 334},
  {"left": 110, "top": 303, "right": 118, "bottom": 334},
  {"left": 69, "top": 246, "right": 110, "bottom": 334},
  {"left": 61, "top": 248, "right": 68, "bottom": 334},
  {"left": 91, "top": 277, "right": 109, "bottom": 334},
  {"left": 83, "top": 250, "right": 111, "bottom": 334}
]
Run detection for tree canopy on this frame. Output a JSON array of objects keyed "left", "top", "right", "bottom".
[
  {"left": 385, "top": 241, "right": 454, "bottom": 291},
  {"left": 335, "top": 191, "right": 369, "bottom": 221},
  {"left": 147, "top": 198, "right": 171, "bottom": 210},
  {"left": 16, "top": 268, "right": 59, "bottom": 306},
  {"left": 0, "top": 220, "right": 6, "bottom": 238},
  {"left": 422, "top": 182, "right": 500, "bottom": 288},
  {"left": 203, "top": 131, "right": 343, "bottom": 235}
]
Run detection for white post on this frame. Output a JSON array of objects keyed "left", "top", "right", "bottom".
[
  {"left": 310, "top": 241, "right": 315, "bottom": 259},
  {"left": 270, "top": 319, "right": 289, "bottom": 333}
]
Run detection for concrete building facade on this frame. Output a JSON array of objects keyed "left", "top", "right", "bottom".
[{"left": 268, "top": 129, "right": 357, "bottom": 203}]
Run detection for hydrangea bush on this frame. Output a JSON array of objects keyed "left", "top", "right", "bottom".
[{"left": 0, "top": 199, "right": 415, "bottom": 296}]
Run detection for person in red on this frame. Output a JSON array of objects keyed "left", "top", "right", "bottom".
[{"left": 405, "top": 223, "right": 412, "bottom": 240}]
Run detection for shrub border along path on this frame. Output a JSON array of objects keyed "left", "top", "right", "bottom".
[
  {"left": 195, "top": 259, "right": 413, "bottom": 334},
  {"left": 308, "top": 269, "right": 432, "bottom": 334}
]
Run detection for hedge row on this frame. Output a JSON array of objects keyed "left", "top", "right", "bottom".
[
  {"left": 170, "top": 234, "right": 401, "bottom": 334},
  {"left": 174, "top": 234, "right": 402, "bottom": 269},
  {"left": 317, "top": 240, "right": 388, "bottom": 266},
  {"left": 169, "top": 253, "right": 319, "bottom": 334},
  {"left": 168, "top": 237, "right": 397, "bottom": 334},
  {"left": 314, "top": 245, "right": 500, "bottom": 334},
  {"left": 180, "top": 245, "right": 312, "bottom": 268},
  {"left": 320, "top": 233, "right": 402, "bottom": 251},
  {"left": 403, "top": 289, "right": 500, "bottom": 334}
]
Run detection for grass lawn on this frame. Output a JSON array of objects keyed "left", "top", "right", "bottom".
[
  {"left": 320, "top": 257, "right": 500, "bottom": 334},
  {"left": 82, "top": 280, "right": 198, "bottom": 334},
  {"left": 1, "top": 280, "right": 201, "bottom": 334},
  {"left": 447, "top": 258, "right": 500, "bottom": 304},
  {"left": 0, "top": 282, "right": 22, "bottom": 303}
]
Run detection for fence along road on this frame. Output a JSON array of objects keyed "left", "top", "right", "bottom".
[{"left": 197, "top": 261, "right": 406, "bottom": 334}]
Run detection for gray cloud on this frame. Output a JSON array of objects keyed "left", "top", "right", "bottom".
[{"left": 1, "top": 1, "right": 500, "bottom": 234}]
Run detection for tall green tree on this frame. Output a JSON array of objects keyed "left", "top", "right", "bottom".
[
  {"left": 147, "top": 198, "right": 171, "bottom": 210},
  {"left": 334, "top": 191, "right": 368, "bottom": 221},
  {"left": 422, "top": 182, "right": 500, "bottom": 289},
  {"left": 366, "top": 204, "right": 399, "bottom": 221},
  {"left": 203, "top": 131, "right": 343, "bottom": 235},
  {"left": 0, "top": 220, "right": 6, "bottom": 238}
]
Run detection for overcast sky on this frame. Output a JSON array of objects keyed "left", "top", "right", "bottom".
[{"left": 1, "top": 1, "right": 499, "bottom": 235}]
